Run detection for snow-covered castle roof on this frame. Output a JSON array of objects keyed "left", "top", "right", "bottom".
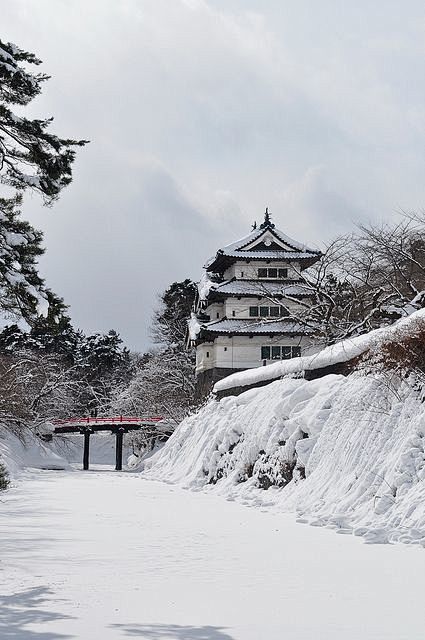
[{"left": 205, "top": 209, "right": 321, "bottom": 273}]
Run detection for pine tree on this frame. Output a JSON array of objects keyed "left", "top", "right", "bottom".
[
  {"left": 0, "top": 194, "right": 49, "bottom": 321},
  {"left": 0, "top": 323, "right": 23, "bottom": 351},
  {"left": 152, "top": 279, "right": 197, "bottom": 345},
  {"left": 26, "top": 303, "right": 81, "bottom": 361},
  {"left": 78, "top": 330, "right": 129, "bottom": 378},
  {"left": 0, "top": 39, "right": 88, "bottom": 204}
]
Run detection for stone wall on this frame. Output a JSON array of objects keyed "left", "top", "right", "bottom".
[
  {"left": 195, "top": 367, "right": 239, "bottom": 399},
  {"left": 214, "top": 360, "right": 354, "bottom": 400}
]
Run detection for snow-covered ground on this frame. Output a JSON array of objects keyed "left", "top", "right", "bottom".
[
  {"left": 2, "top": 468, "right": 425, "bottom": 639},
  {"left": 3, "top": 308, "right": 425, "bottom": 637}
]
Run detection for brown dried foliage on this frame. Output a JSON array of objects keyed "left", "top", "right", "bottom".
[{"left": 357, "top": 318, "right": 425, "bottom": 375}]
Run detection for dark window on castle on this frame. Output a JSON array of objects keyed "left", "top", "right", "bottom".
[
  {"left": 224, "top": 347, "right": 228, "bottom": 352},
  {"left": 250, "top": 306, "right": 289, "bottom": 318},
  {"left": 216, "top": 312, "right": 220, "bottom": 318},
  {"left": 260, "top": 345, "right": 301, "bottom": 360},
  {"left": 241, "top": 271, "right": 244, "bottom": 277},
  {"left": 261, "top": 346, "right": 270, "bottom": 360},
  {"left": 232, "top": 310, "right": 236, "bottom": 317},
  {"left": 206, "top": 351, "right": 210, "bottom": 358},
  {"left": 258, "top": 267, "right": 288, "bottom": 279},
  {"left": 272, "top": 346, "right": 281, "bottom": 359}
]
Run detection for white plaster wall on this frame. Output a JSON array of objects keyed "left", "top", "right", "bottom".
[
  {"left": 223, "top": 296, "right": 302, "bottom": 319},
  {"left": 223, "top": 260, "right": 302, "bottom": 281},
  {"left": 205, "top": 302, "right": 225, "bottom": 320},
  {"left": 203, "top": 297, "right": 306, "bottom": 321},
  {"left": 196, "top": 341, "right": 216, "bottom": 372}
]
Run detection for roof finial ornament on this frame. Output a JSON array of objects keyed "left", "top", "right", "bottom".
[
  {"left": 260, "top": 206, "right": 274, "bottom": 229},
  {"left": 251, "top": 221, "right": 257, "bottom": 231}
]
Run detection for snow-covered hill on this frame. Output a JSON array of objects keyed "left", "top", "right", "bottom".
[
  {"left": 144, "top": 315, "right": 425, "bottom": 545},
  {"left": 0, "top": 428, "right": 70, "bottom": 479}
]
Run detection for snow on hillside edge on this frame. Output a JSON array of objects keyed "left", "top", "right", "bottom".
[{"left": 214, "top": 307, "right": 425, "bottom": 392}]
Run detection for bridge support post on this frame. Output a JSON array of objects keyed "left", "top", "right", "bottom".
[
  {"left": 115, "top": 428, "right": 124, "bottom": 471},
  {"left": 83, "top": 430, "right": 91, "bottom": 471}
]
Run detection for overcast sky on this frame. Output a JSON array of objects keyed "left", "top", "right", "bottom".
[{"left": 3, "top": 0, "right": 425, "bottom": 349}]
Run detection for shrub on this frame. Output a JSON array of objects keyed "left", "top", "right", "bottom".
[
  {"left": 255, "top": 450, "right": 296, "bottom": 490},
  {"left": 358, "top": 318, "right": 425, "bottom": 375},
  {"left": 0, "top": 462, "right": 9, "bottom": 491}
]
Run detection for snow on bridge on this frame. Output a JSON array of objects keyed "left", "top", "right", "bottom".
[
  {"left": 51, "top": 416, "right": 167, "bottom": 471},
  {"left": 52, "top": 416, "right": 164, "bottom": 432}
]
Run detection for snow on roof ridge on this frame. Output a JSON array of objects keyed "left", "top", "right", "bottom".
[
  {"left": 222, "top": 226, "right": 265, "bottom": 252},
  {"left": 213, "top": 308, "right": 425, "bottom": 393},
  {"left": 213, "top": 280, "right": 309, "bottom": 297},
  {"left": 203, "top": 225, "right": 320, "bottom": 270},
  {"left": 220, "top": 224, "right": 319, "bottom": 254},
  {"left": 201, "top": 317, "right": 309, "bottom": 334},
  {"left": 188, "top": 312, "right": 202, "bottom": 341},
  {"left": 197, "top": 271, "right": 218, "bottom": 301},
  {"left": 217, "top": 249, "right": 317, "bottom": 260}
]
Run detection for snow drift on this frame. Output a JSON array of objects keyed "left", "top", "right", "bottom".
[
  {"left": 0, "top": 427, "right": 70, "bottom": 480},
  {"left": 144, "top": 310, "right": 425, "bottom": 545}
]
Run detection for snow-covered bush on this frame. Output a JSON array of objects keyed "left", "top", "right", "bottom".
[{"left": 0, "top": 461, "right": 9, "bottom": 490}]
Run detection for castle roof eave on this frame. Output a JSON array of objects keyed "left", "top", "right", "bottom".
[
  {"left": 207, "top": 278, "right": 312, "bottom": 300},
  {"left": 205, "top": 250, "right": 321, "bottom": 273},
  {"left": 196, "top": 318, "right": 315, "bottom": 338}
]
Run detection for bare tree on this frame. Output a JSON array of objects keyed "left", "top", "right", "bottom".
[
  {"left": 111, "top": 348, "right": 196, "bottom": 424},
  {"left": 253, "top": 214, "right": 425, "bottom": 346},
  {"left": 0, "top": 350, "right": 83, "bottom": 438}
]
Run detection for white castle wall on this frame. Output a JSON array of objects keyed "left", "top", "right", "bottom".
[
  {"left": 202, "top": 297, "right": 305, "bottom": 322},
  {"left": 195, "top": 335, "right": 314, "bottom": 374},
  {"left": 223, "top": 260, "right": 302, "bottom": 281}
]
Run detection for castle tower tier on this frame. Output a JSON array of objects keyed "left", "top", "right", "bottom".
[{"left": 188, "top": 209, "right": 322, "bottom": 396}]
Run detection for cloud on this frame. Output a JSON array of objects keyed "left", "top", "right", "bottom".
[{"left": 3, "top": 0, "right": 425, "bottom": 348}]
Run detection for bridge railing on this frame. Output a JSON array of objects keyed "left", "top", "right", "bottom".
[{"left": 52, "top": 416, "right": 164, "bottom": 426}]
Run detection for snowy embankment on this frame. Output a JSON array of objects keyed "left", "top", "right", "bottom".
[
  {"left": 0, "top": 428, "right": 69, "bottom": 479},
  {"left": 144, "top": 311, "right": 425, "bottom": 545}
]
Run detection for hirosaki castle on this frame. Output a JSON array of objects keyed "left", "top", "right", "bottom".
[{"left": 189, "top": 209, "right": 322, "bottom": 395}]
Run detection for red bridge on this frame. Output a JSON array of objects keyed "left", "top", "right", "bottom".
[{"left": 52, "top": 416, "right": 166, "bottom": 471}]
